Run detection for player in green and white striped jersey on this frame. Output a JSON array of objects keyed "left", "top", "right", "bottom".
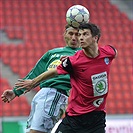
[{"left": 1, "top": 24, "right": 81, "bottom": 133}]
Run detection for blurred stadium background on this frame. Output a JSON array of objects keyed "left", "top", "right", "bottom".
[{"left": 0, "top": 0, "right": 132, "bottom": 133}]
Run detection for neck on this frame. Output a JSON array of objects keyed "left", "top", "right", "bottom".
[{"left": 83, "top": 46, "right": 99, "bottom": 58}]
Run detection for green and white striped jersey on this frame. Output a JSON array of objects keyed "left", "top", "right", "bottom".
[{"left": 13, "top": 46, "right": 81, "bottom": 96}]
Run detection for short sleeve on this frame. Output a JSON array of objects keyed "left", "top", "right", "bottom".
[
  {"left": 57, "top": 57, "right": 73, "bottom": 75},
  {"left": 57, "top": 63, "right": 68, "bottom": 75},
  {"left": 108, "top": 45, "right": 117, "bottom": 56},
  {"left": 104, "top": 45, "right": 117, "bottom": 58}
]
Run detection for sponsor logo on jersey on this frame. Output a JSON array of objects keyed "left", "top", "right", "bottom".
[
  {"left": 48, "top": 60, "right": 61, "bottom": 70},
  {"left": 92, "top": 73, "right": 106, "bottom": 80},
  {"left": 93, "top": 98, "right": 104, "bottom": 107},
  {"left": 95, "top": 80, "right": 106, "bottom": 93},
  {"left": 91, "top": 72, "right": 108, "bottom": 96}
]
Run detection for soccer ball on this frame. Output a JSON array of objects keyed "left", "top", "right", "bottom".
[{"left": 66, "top": 5, "right": 90, "bottom": 28}]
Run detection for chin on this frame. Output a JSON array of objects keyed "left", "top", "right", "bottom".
[
  {"left": 71, "top": 45, "right": 78, "bottom": 48},
  {"left": 81, "top": 46, "right": 85, "bottom": 48}
]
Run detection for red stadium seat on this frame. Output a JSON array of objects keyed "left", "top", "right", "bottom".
[
  {"left": 1, "top": 0, "right": 132, "bottom": 115},
  {"left": 0, "top": 77, "right": 30, "bottom": 116}
]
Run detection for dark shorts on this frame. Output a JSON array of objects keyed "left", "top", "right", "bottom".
[{"left": 55, "top": 111, "right": 106, "bottom": 133}]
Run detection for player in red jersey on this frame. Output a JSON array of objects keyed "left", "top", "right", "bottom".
[{"left": 13, "top": 23, "right": 117, "bottom": 133}]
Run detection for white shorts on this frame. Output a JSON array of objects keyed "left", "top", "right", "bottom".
[{"left": 26, "top": 87, "right": 68, "bottom": 133}]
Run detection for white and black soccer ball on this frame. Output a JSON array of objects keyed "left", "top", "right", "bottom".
[{"left": 66, "top": 5, "right": 90, "bottom": 28}]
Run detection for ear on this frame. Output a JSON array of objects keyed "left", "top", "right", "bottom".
[
  {"left": 63, "top": 31, "right": 67, "bottom": 39},
  {"left": 94, "top": 35, "right": 98, "bottom": 42}
]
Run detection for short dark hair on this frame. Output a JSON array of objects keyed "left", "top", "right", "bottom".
[
  {"left": 65, "top": 24, "right": 71, "bottom": 30},
  {"left": 79, "top": 23, "right": 101, "bottom": 42}
]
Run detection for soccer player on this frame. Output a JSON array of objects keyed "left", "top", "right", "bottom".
[
  {"left": 9, "top": 23, "right": 117, "bottom": 133},
  {"left": 1, "top": 25, "right": 81, "bottom": 133}
]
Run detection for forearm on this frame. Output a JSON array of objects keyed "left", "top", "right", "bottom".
[
  {"left": 13, "top": 87, "right": 24, "bottom": 96},
  {"left": 14, "top": 69, "right": 58, "bottom": 92},
  {"left": 13, "top": 66, "right": 43, "bottom": 96},
  {"left": 32, "top": 69, "right": 58, "bottom": 88},
  {"left": 13, "top": 55, "right": 48, "bottom": 96}
]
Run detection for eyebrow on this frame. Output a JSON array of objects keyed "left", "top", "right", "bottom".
[{"left": 79, "top": 31, "right": 90, "bottom": 34}]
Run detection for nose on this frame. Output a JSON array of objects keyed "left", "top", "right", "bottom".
[
  {"left": 79, "top": 35, "right": 83, "bottom": 41},
  {"left": 72, "top": 35, "right": 78, "bottom": 43},
  {"left": 72, "top": 34, "right": 76, "bottom": 40}
]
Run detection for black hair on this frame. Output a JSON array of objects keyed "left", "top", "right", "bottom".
[
  {"left": 79, "top": 23, "right": 101, "bottom": 42},
  {"left": 65, "top": 24, "right": 78, "bottom": 30},
  {"left": 65, "top": 24, "right": 71, "bottom": 30}
]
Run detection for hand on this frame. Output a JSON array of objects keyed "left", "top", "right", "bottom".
[
  {"left": 1, "top": 90, "right": 16, "bottom": 103},
  {"left": 15, "top": 79, "right": 34, "bottom": 94},
  {"left": 60, "top": 56, "right": 68, "bottom": 62}
]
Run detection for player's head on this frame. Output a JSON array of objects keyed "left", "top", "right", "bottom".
[
  {"left": 64, "top": 24, "right": 80, "bottom": 48},
  {"left": 78, "top": 23, "right": 101, "bottom": 43}
]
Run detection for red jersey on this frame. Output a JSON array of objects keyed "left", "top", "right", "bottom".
[{"left": 57, "top": 45, "right": 116, "bottom": 116}]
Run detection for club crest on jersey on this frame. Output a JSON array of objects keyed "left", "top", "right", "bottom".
[{"left": 104, "top": 57, "right": 109, "bottom": 65}]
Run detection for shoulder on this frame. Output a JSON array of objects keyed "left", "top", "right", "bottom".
[
  {"left": 41, "top": 47, "right": 64, "bottom": 59},
  {"left": 48, "top": 47, "right": 64, "bottom": 53},
  {"left": 69, "top": 50, "right": 82, "bottom": 58},
  {"left": 48, "top": 47, "right": 77, "bottom": 53},
  {"left": 99, "top": 45, "right": 117, "bottom": 57},
  {"left": 68, "top": 50, "right": 83, "bottom": 63},
  {"left": 72, "top": 50, "right": 82, "bottom": 56}
]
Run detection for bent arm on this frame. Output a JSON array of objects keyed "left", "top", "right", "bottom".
[
  {"left": 13, "top": 52, "right": 50, "bottom": 96},
  {"left": 15, "top": 68, "right": 58, "bottom": 91},
  {"left": 32, "top": 68, "right": 58, "bottom": 87}
]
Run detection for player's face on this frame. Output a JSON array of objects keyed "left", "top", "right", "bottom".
[
  {"left": 78, "top": 29, "right": 96, "bottom": 49},
  {"left": 64, "top": 28, "right": 79, "bottom": 48}
]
